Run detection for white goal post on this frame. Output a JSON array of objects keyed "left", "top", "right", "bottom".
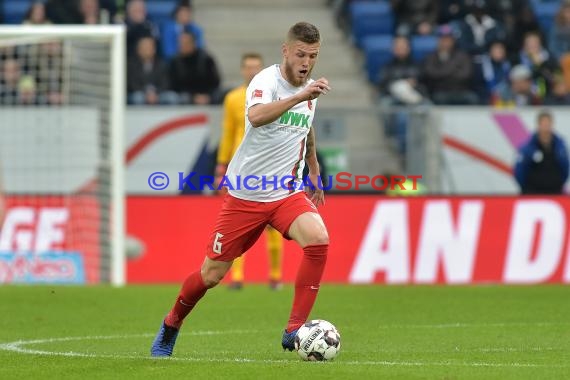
[{"left": 0, "top": 26, "right": 126, "bottom": 286}]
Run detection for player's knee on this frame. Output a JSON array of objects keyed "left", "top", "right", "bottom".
[
  {"left": 306, "top": 230, "right": 329, "bottom": 246},
  {"left": 201, "top": 267, "right": 225, "bottom": 288}
]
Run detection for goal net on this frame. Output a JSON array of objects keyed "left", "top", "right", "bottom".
[{"left": 0, "top": 26, "right": 125, "bottom": 285}]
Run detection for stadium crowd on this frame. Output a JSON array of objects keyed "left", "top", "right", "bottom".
[
  {"left": 1, "top": 0, "right": 569, "bottom": 107},
  {"left": 0, "top": 0, "right": 222, "bottom": 106},
  {"left": 335, "top": 0, "right": 570, "bottom": 107}
]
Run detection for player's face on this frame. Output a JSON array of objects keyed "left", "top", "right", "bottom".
[
  {"left": 282, "top": 41, "right": 320, "bottom": 87},
  {"left": 241, "top": 58, "right": 263, "bottom": 85}
]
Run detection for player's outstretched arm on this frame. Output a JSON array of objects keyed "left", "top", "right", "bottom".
[{"left": 248, "top": 78, "right": 331, "bottom": 128}]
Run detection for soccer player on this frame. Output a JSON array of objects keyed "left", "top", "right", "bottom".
[
  {"left": 151, "top": 21, "right": 331, "bottom": 357},
  {"left": 215, "top": 52, "right": 284, "bottom": 290}
]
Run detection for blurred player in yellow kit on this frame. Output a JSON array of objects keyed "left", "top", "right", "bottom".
[{"left": 214, "top": 52, "right": 283, "bottom": 290}]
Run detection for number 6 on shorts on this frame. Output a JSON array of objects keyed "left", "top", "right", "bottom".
[{"left": 213, "top": 232, "right": 224, "bottom": 254}]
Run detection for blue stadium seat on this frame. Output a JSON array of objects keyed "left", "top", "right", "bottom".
[
  {"left": 350, "top": 1, "right": 394, "bottom": 48},
  {"left": 146, "top": 0, "right": 177, "bottom": 25},
  {"left": 411, "top": 35, "right": 438, "bottom": 62},
  {"left": 3, "top": 0, "right": 34, "bottom": 24},
  {"left": 362, "top": 35, "right": 393, "bottom": 84},
  {"left": 532, "top": 2, "right": 559, "bottom": 35}
]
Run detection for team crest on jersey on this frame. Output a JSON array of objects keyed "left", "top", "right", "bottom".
[
  {"left": 308, "top": 99, "right": 313, "bottom": 110},
  {"left": 252, "top": 89, "right": 263, "bottom": 99}
]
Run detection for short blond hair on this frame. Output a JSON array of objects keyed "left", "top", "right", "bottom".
[{"left": 287, "top": 22, "right": 320, "bottom": 44}]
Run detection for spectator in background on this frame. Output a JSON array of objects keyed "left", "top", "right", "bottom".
[
  {"left": 80, "top": 0, "right": 101, "bottom": 24},
  {"left": 473, "top": 40, "right": 511, "bottom": 103},
  {"left": 507, "top": 2, "right": 540, "bottom": 54},
  {"left": 486, "top": 0, "right": 534, "bottom": 54},
  {"left": 0, "top": 59, "right": 22, "bottom": 105},
  {"left": 169, "top": 32, "right": 221, "bottom": 105},
  {"left": 34, "top": 41, "right": 65, "bottom": 105},
  {"left": 438, "top": 0, "right": 467, "bottom": 25},
  {"left": 125, "top": 0, "right": 160, "bottom": 58},
  {"left": 0, "top": 58, "right": 39, "bottom": 105},
  {"left": 17, "top": 75, "right": 38, "bottom": 105},
  {"left": 423, "top": 24, "right": 479, "bottom": 105},
  {"left": 87, "top": 0, "right": 116, "bottom": 23},
  {"left": 379, "top": 36, "right": 426, "bottom": 104},
  {"left": 516, "top": 31, "right": 560, "bottom": 99},
  {"left": 127, "top": 37, "right": 177, "bottom": 105},
  {"left": 492, "top": 64, "right": 541, "bottom": 107},
  {"left": 391, "top": 0, "right": 438, "bottom": 36},
  {"left": 46, "top": 0, "right": 83, "bottom": 24},
  {"left": 561, "top": 54, "right": 570, "bottom": 92},
  {"left": 46, "top": 0, "right": 115, "bottom": 24},
  {"left": 549, "top": 2, "right": 570, "bottom": 62},
  {"left": 454, "top": 0, "right": 506, "bottom": 57},
  {"left": 544, "top": 75, "right": 570, "bottom": 105},
  {"left": 23, "top": 2, "right": 52, "bottom": 25},
  {"left": 44, "top": 42, "right": 65, "bottom": 105},
  {"left": 378, "top": 36, "right": 428, "bottom": 154},
  {"left": 514, "top": 110, "right": 569, "bottom": 195},
  {"left": 160, "top": 3, "right": 204, "bottom": 60}
]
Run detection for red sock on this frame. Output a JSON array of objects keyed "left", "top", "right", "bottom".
[
  {"left": 164, "top": 270, "right": 208, "bottom": 329},
  {"left": 286, "top": 244, "right": 328, "bottom": 332}
]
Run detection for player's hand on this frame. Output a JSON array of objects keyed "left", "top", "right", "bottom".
[
  {"left": 299, "top": 78, "right": 331, "bottom": 101},
  {"left": 214, "top": 176, "right": 228, "bottom": 195},
  {"left": 214, "top": 182, "right": 228, "bottom": 195},
  {"left": 306, "top": 172, "right": 325, "bottom": 207}
]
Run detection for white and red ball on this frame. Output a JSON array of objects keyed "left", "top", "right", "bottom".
[{"left": 294, "top": 319, "right": 341, "bottom": 361}]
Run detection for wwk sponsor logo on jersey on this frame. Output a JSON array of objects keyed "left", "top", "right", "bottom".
[{"left": 278, "top": 111, "right": 311, "bottom": 128}]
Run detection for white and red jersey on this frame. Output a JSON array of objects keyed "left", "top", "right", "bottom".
[{"left": 226, "top": 64, "right": 318, "bottom": 202}]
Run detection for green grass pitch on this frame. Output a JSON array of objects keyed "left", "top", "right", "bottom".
[{"left": 0, "top": 285, "right": 568, "bottom": 379}]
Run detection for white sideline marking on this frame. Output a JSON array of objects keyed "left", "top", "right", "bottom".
[
  {"left": 375, "top": 322, "right": 569, "bottom": 329},
  {"left": 364, "top": 346, "right": 558, "bottom": 354},
  {"left": 0, "top": 328, "right": 567, "bottom": 369}
]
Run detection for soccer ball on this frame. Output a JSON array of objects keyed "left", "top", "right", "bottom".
[{"left": 294, "top": 319, "right": 341, "bottom": 361}]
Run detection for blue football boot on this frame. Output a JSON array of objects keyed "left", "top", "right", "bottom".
[{"left": 151, "top": 321, "right": 179, "bottom": 357}]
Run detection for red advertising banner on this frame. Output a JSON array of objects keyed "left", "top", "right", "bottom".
[
  {"left": 0, "top": 196, "right": 100, "bottom": 284},
  {"left": 126, "top": 195, "right": 570, "bottom": 284}
]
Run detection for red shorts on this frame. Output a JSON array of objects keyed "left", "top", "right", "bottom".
[{"left": 206, "top": 192, "right": 318, "bottom": 261}]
